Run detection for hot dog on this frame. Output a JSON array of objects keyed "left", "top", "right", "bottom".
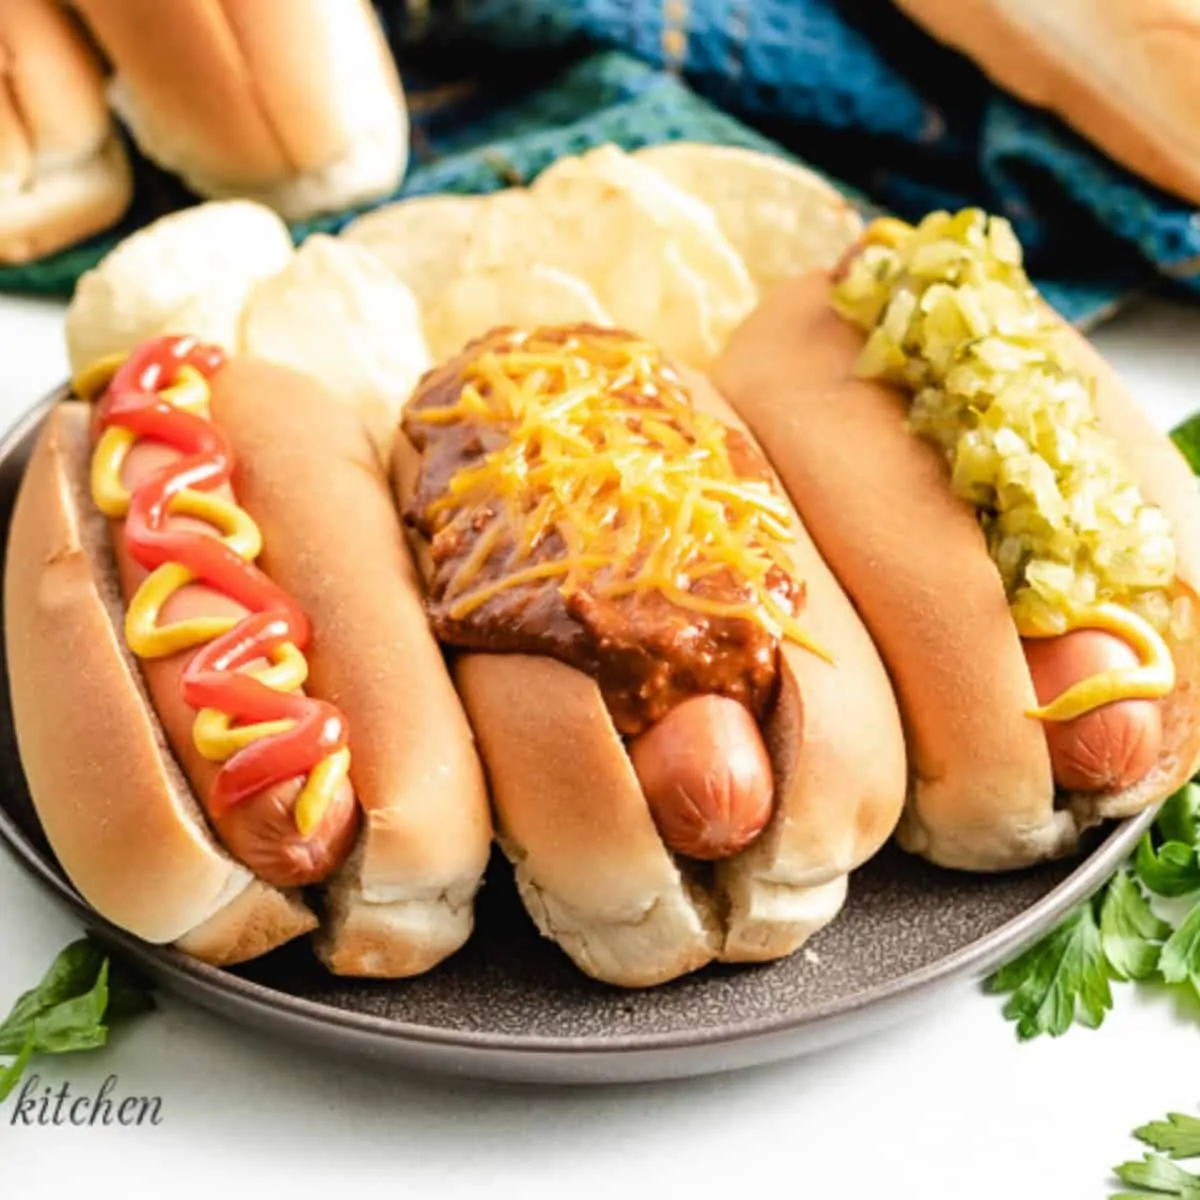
[
  {"left": 712, "top": 209, "right": 1200, "bottom": 870},
  {"left": 6, "top": 336, "right": 492, "bottom": 971},
  {"left": 88, "top": 339, "right": 360, "bottom": 890},
  {"left": 1022, "top": 629, "right": 1163, "bottom": 793},
  {"left": 628, "top": 693, "right": 775, "bottom": 860},
  {"left": 391, "top": 324, "right": 907, "bottom": 987}
]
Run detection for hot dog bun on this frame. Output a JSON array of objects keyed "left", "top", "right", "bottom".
[
  {"left": 207, "top": 359, "right": 493, "bottom": 977},
  {"left": 893, "top": 0, "right": 1200, "bottom": 207},
  {"left": 5, "top": 401, "right": 316, "bottom": 963},
  {"left": 0, "top": 0, "right": 132, "bottom": 264},
  {"left": 712, "top": 271, "right": 1200, "bottom": 870},
  {"left": 391, "top": 349, "right": 907, "bottom": 987},
  {"left": 66, "top": 0, "right": 408, "bottom": 220}
]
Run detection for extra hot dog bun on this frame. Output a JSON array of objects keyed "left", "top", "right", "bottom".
[
  {"left": 67, "top": 0, "right": 408, "bottom": 220},
  {"left": 894, "top": 0, "right": 1200, "bottom": 207},
  {"left": 391, "top": 347, "right": 907, "bottom": 988},
  {"left": 207, "top": 359, "right": 493, "bottom": 977},
  {"left": 713, "top": 272, "right": 1200, "bottom": 870},
  {"left": 0, "top": 0, "right": 132, "bottom": 264},
  {"left": 5, "top": 401, "right": 317, "bottom": 963}
]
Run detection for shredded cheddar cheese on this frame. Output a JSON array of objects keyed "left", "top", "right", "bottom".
[{"left": 411, "top": 328, "right": 825, "bottom": 659}]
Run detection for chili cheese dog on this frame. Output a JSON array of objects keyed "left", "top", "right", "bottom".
[
  {"left": 391, "top": 325, "right": 907, "bottom": 987},
  {"left": 712, "top": 210, "right": 1200, "bottom": 871},
  {"left": 6, "top": 336, "right": 492, "bottom": 971}
]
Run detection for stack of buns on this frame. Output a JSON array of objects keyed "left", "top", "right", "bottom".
[{"left": 0, "top": 0, "right": 409, "bottom": 265}]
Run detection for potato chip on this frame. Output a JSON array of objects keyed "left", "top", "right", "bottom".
[
  {"left": 458, "top": 187, "right": 545, "bottom": 272},
  {"left": 633, "top": 142, "right": 864, "bottom": 291},
  {"left": 65, "top": 200, "right": 294, "bottom": 376},
  {"left": 240, "top": 234, "right": 430, "bottom": 456},
  {"left": 459, "top": 145, "right": 755, "bottom": 367},
  {"left": 340, "top": 194, "right": 485, "bottom": 305},
  {"left": 423, "top": 264, "right": 611, "bottom": 362}
]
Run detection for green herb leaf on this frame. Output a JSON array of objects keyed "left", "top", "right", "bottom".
[
  {"left": 989, "top": 903, "right": 1112, "bottom": 1037},
  {"left": 1136, "top": 836, "right": 1200, "bottom": 899},
  {"left": 1113, "top": 1153, "right": 1200, "bottom": 1198},
  {"left": 1135, "top": 1114, "right": 1200, "bottom": 1160},
  {"left": 0, "top": 1030, "right": 36, "bottom": 1104},
  {"left": 1158, "top": 785, "right": 1200, "bottom": 849},
  {"left": 0, "top": 938, "right": 106, "bottom": 1054},
  {"left": 31, "top": 959, "right": 110, "bottom": 1054},
  {"left": 1160, "top": 902, "right": 1200, "bottom": 991},
  {"left": 0, "top": 936, "right": 154, "bottom": 1102},
  {"left": 1172, "top": 416, "right": 1200, "bottom": 476},
  {"left": 1101, "top": 871, "right": 1171, "bottom": 980}
]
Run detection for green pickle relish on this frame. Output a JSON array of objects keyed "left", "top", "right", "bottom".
[{"left": 831, "top": 208, "right": 1180, "bottom": 637}]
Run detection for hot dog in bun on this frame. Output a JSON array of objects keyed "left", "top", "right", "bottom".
[
  {"left": 713, "top": 210, "right": 1200, "bottom": 870},
  {"left": 6, "top": 336, "right": 491, "bottom": 971},
  {"left": 391, "top": 324, "right": 908, "bottom": 987}
]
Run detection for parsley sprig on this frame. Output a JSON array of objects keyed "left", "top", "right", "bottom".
[
  {"left": 990, "top": 417, "right": 1200, "bottom": 1040},
  {"left": 0, "top": 935, "right": 154, "bottom": 1100},
  {"left": 1111, "top": 1109, "right": 1200, "bottom": 1198},
  {"left": 989, "top": 783, "right": 1200, "bottom": 1038}
]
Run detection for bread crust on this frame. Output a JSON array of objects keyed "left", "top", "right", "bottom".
[
  {"left": 68, "top": 0, "right": 407, "bottom": 217},
  {"left": 895, "top": 0, "right": 1200, "bottom": 208},
  {"left": 0, "top": 0, "right": 110, "bottom": 162},
  {"left": 686, "top": 370, "right": 909, "bottom": 958},
  {"left": 4, "top": 402, "right": 314, "bottom": 957},
  {"left": 712, "top": 272, "right": 1200, "bottom": 870},
  {"left": 391, "top": 355, "right": 908, "bottom": 985},
  {"left": 0, "top": 134, "right": 130, "bottom": 265},
  {"left": 208, "top": 360, "right": 493, "bottom": 976},
  {"left": 0, "top": 0, "right": 131, "bottom": 263}
]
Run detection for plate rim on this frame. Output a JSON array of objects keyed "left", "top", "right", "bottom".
[
  {"left": 0, "top": 793, "right": 1153, "bottom": 1058},
  {"left": 0, "top": 387, "right": 1156, "bottom": 1066}
]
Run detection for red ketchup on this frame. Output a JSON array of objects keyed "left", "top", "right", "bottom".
[{"left": 95, "top": 336, "right": 349, "bottom": 817}]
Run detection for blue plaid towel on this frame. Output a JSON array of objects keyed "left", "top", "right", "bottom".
[
  {"left": 3, "top": 0, "right": 1197, "bottom": 331},
  {"left": 377, "top": 0, "right": 1200, "bottom": 326}
]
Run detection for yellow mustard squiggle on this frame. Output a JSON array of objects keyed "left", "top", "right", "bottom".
[
  {"left": 79, "top": 357, "right": 349, "bottom": 835},
  {"left": 1018, "top": 603, "right": 1175, "bottom": 722}
]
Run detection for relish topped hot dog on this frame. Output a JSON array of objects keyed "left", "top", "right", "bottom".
[
  {"left": 713, "top": 209, "right": 1200, "bottom": 870},
  {"left": 6, "top": 336, "right": 492, "bottom": 971},
  {"left": 394, "top": 325, "right": 907, "bottom": 986}
]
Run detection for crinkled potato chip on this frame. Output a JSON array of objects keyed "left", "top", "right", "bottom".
[
  {"left": 458, "top": 145, "right": 755, "bottom": 367},
  {"left": 633, "top": 142, "right": 864, "bottom": 290},
  {"left": 340, "top": 194, "right": 486, "bottom": 306},
  {"left": 423, "top": 264, "right": 611, "bottom": 362},
  {"left": 65, "top": 200, "right": 295, "bottom": 377},
  {"left": 241, "top": 234, "right": 431, "bottom": 457}
]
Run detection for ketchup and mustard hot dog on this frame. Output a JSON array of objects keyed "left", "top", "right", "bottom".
[
  {"left": 392, "top": 325, "right": 907, "bottom": 987},
  {"left": 86, "top": 338, "right": 360, "bottom": 889},
  {"left": 713, "top": 210, "right": 1200, "bottom": 870},
  {"left": 6, "top": 335, "right": 491, "bottom": 970}
]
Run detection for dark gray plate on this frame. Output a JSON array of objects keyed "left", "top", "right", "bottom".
[{"left": 0, "top": 389, "right": 1153, "bottom": 1085}]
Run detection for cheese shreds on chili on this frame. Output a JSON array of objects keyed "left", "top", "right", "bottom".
[{"left": 407, "top": 327, "right": 823, "bottom": 658}]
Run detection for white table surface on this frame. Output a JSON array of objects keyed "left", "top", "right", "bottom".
[{"left": 2, "top": 291, "right": 1200, "bottom": 1199}]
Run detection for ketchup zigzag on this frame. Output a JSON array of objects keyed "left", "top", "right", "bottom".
[{"left": 88, "top": 336, "right": 349, "bottom": 831}]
